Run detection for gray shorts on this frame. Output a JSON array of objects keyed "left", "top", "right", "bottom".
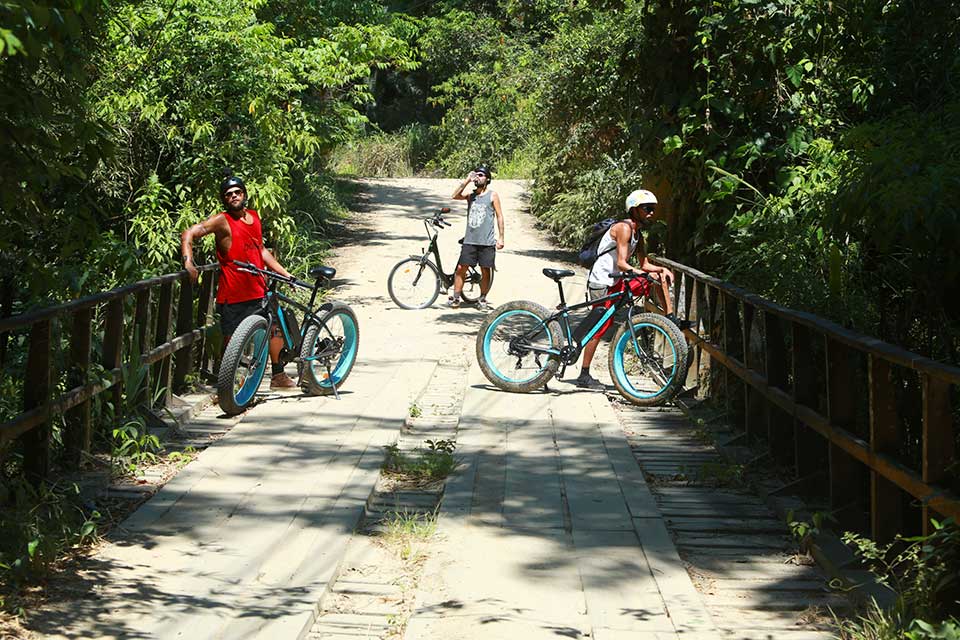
[{"left": 587, "top": 285, "right": 608, "bottom": 303}]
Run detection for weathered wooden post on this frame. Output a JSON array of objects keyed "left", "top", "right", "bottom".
[
  {"left": 868, "top": 355, "right": 902, "bottom": 542},
  {"left": 64, "top": 310, "right": 93, "bottom": 468},
  {"left": 921, "top": 373, "right": 953, "bottom": 535},
  {"left": 827, "top": 338, "right": 866, "bottom": 531},
  {"left": 764, "top": 313, "right": 792, "bottom": 463},
  {"left": 103, "top": 298, "right": 125, "bottom": 417},
  {"left": 173, "top": 277, "right": 194, "bottom": 393},
  {"left": 23, "top": 320, "right": 52, "bottom": 482},
  {"left": 154, "top": 282, "right": 174, "bottom": 407}
]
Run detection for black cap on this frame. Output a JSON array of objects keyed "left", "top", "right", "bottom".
[{"left": 474, "top": 164, "right": 492, "bottom": 179}]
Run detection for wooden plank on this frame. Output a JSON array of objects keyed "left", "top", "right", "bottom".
[
  {"left": 133, "top": 289, "right": 151, "bottom": 408},
  {"left": 153, "top": 281, "right": 173, "bottom": 407},
  {"left": 195, "top": 269, "right": 214, "bottom": 376},
  {"left": 63, "top": 309, "right": 92, "bottom": 468},
  {"left": 743, "top": 303, "right": 765, "bottom": 441},
  {"left": 764, "top": 313, "right": 793, "bottom": 464},
  {"left": 102, "top": 298, "right": 125, "bottom": 416},
  {"left": 792, "top": 323, "right": 826, "bottom": 491},
  {"left": 676, "top": 533, "right": 790, "bottom": 549},
  {"left": 922, "top": 373, "right": 954, "bottom": 534},
  {"left": 827, "top": 338, "right": 865, "bottom": 531},
  {"left": 173, "top": 277, "right": 194, "bottom": 393},
  {"left": 22, "top": 320, "right": 52, "bottom": 482},
  {"left": 664, "top": 517, "right": 785, "bottom": 534},
  {"left": 703, "top": 591, "right": 849, "bottom": 611},
  {"left": 868, "top": 355, "right": 901, "bottom": 543}
]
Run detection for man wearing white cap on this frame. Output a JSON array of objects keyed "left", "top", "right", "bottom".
[{"left": 576, "top": 188, "right": 675, "bottom": 389}]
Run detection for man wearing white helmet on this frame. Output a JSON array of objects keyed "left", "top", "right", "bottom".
[{"left": 575, "top": 188, "right": 675, "bottom": 389}]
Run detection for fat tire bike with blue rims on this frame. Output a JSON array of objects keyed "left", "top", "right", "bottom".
[
  {"left": 387, "top": 207, "right": 492, "bottom": 309},
  {"left": 476, "top": 268, "right": 689, "bottom": 406},
  {"left": 217, "top": 261, "right": 359, "bottom": 416}
]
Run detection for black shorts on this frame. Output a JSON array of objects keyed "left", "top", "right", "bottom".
[
  {"left": 458, "top": 243, "right": 496, "bottom": 268},
  {"left": 217, "top": 298, "right": 266, "bottom": 337}
]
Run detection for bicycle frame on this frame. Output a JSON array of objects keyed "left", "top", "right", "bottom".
[
  {"left": 516, "top": 278, "right": 649, "bottom": 368},
  {"left": 236, "top": 265, "right": 333, "bottom": 368}
]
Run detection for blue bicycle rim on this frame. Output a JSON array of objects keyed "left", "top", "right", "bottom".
[
  {"left": 612, "top": 322, "right": 677, "bottom": 399},
  {"left": 313, "top": 312, "right": 358, "bottom": 387},
  {"left": 234, "top": 327, "right": 268, "bottom": 406},
  {"left": 482, "top": 309, "right": 554, "bottom": 384}
]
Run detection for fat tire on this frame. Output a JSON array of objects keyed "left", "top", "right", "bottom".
[
  {"left": 608, "top": 313, "right": 688, "bottom": 407},
  {"left": 299, "top": 302, "right": 360, "bottom": 395},
  {"left": 388, "top": 258, "right": 441, "bottom": 309},
  {"left": 460, "top": 266, "right": 493, "bottom": 304},
  {"left": 476, "top": 300, "right": 561, "bottom": 393},
  {"left": 218, "top": 314, "right": 269, "bottom": 416}
]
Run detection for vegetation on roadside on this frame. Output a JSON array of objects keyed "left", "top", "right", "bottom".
[
  {"left": 835, "top": 519, "right": 960, "bottom": 640},
  {"left": 382, "top": 439, "right": 458, "bottom": 486}
]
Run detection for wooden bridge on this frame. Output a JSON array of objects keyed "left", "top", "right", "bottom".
[{"left": 1, "top": 179, "right": 957, "bottom": 639}]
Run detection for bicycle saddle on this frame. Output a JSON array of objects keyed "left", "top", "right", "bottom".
[
  {"left": 542, "top": 268, "right": 575, "bottom": 280},
  {"left": 309, "top": 266, "right": 336, "bottom": 279}
]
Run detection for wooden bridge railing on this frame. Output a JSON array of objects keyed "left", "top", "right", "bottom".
[
  {"left": 651, "top": 256, "right": 959, "bottom": 541},
  {"left": 0, "top": 264, "right": 220, "bottom": 482}
]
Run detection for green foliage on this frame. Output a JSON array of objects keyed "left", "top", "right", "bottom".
[
  {"left": 382, "top": 439, "right": 458, "bottom": 483},
  {"left": 838, "top": 518, "right": 960, "bottom": 636},
  {"left": 0, "top": 479, "right": 100, "bottom": 587},
  {"left": 329, "top": 125, "right": 436, "bottom": 177}
]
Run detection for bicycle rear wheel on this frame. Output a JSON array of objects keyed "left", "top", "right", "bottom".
[
  {"left": 476, "top": 300, "right": 561, "bottom": 393},
  {"left": 217, "top": 314, "right": 269, "bottom": 416},
  {"left": 299, "top": 302, "right": 359, "bottom": 395},
  {"left": 608, "top": 313, "right": 688, "bottom": 406},
  {"left": 388, "top": 258, "right": 440, "bottom": 309},
  {"left": 461, "top": 266, "right": 493, "bottom": 303}
]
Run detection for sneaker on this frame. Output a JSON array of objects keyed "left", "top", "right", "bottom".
[
  {"left": 476, "top": 298, "right": 491, "bottom": 311},
  {"left": 574, "top": 372, "right": 604, "bottom": 389},
  {"left": 447, "top": 296, "right": 461, "bottom": 308},
  {"left": 270, "top": 372, "right": 297, "bottom": 390}
]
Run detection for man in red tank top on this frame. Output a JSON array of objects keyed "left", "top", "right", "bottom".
[{"left": 180, "top": 175, "right": 297, "bottom": 390}]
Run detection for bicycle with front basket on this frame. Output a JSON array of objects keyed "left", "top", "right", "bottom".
[
  {"left": 476, "top": 268, "right": 689, "bottom": 406},
  {"left": 387, "top": 207, "right": 493, "bottom": 309},
  {"left": 217, "top": 261, "right": 359, "bottom": 416}
]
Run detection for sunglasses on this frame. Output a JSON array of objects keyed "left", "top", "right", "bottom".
[
  {"left": 640, "top": 204, "right": 656, "bottom": 214},
  {"left": 224, "top": 189, "right": 244, "bottom": 198}
]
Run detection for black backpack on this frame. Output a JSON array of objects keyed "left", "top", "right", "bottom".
[{"left": 577, "top": 218, "right": 618, "bottom": 267}]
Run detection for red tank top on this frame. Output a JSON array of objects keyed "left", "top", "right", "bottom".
[{"left": 216, "top": 209, "right": 268, "bottom": 304}]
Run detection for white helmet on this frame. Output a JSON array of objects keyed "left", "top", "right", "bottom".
[{"left": 625, "top": 189, "right": 658, "bottom": 213}]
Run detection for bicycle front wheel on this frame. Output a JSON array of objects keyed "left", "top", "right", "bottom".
[
  {"left": 218, "top": 314, "right": 270, "bottom": 416},
  {"left": 388, "top": 258, "right": 441, "bottom": 309},
  {"left": 299, "top": 302, "right": 360, "bottom": 395},
  {"left": 476, "top": 300, "right": 561, "bottom": 393},
  {"left": 460, "top": 266, "right": 493, "bottom": 303},
  {"left": 608, "top": 313, "right": 688, "bottom": 406}
]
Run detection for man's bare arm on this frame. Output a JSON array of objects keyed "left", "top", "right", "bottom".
[
  {"left": 261, "top": 247, "right": 292, "bottom": 279},
  {"left": 180, "top": 213, "right": 225, "bottom": 282},
  {"left": 613, "top": 222, "right": 636, "bottom": 273},
  {"left": 492, "top": 192, "right": 505, "bottom": 249},
  {"left": 452, "top": 172, "right": 475, "bottom": 200}
]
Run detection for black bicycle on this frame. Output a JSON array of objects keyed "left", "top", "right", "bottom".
[
  {"left": 217, "top": 261, "right": 359, "bottom": 416},
  {"left": 476, "top": 269, "right": 689, "bottom": 406},
  {"left": 387, "top": 207, "right": 493, "bottom": 309}
]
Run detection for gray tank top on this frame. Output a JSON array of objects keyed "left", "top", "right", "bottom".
[{"left": 464, "top": 190, "right": 497, "bottom": 246}]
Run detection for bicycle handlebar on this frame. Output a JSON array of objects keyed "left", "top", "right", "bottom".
[
  {"left": 233, "top": 261, "right": 314, "bottom": 290},
  {"left": 611, "top": 271, "right": 660, "bottom": 285}
]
